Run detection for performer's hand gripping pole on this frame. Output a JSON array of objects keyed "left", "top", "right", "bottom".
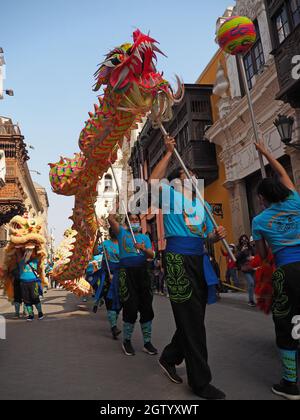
[
  {"left": 109, "top": 162, "right": 140, "bottom": 254},
  {"left": 158, "top": 122, "right": 236, "bottom": 263},
  {"left": 93, "top": 200, "right": 112, "bottom": 279},
  {"left": 238, "top": 55, "right": 267, "bottom": 179}
]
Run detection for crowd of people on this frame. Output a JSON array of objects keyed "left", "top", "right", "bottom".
[{"left": 5, "top": 137, "right": 300, "bottom": 401}]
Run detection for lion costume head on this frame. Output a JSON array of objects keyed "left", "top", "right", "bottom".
[{"left": 0, "top": 215, "right": 48, "bottom": 302}]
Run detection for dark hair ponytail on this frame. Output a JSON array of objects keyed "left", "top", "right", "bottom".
[
  {"left": 126, "top": 213, "right": 140, "bottom": 227},
  {"left": 109, "top": 228, "right": 117, "bottom": 240},
  {"left": 257, "top": 178, "right": 291, "bottom": 204}
]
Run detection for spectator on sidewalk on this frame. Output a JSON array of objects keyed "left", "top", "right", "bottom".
[
  {"left": 222, "top": 245, "right": 239, "bottom": 289},
  {"left": 236, "top": 249, "right": 256, "bottom": 308}
]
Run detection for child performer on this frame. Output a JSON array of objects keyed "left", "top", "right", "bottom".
[
  {"left": 16, "top": 247, "right": 44, "bottom": 322},
  {"left": 100, "top": 229, "right": 122, "bottom": 340},
  {"left": 108, "top": 213, "right": 157, "bottom": 357}
]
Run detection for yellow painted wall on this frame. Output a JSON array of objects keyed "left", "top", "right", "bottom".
[{"left": 197, "top": 49, "right": 233, "bottom": 280}]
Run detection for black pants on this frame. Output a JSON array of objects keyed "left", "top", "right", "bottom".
[
  {"left": 20, "top": 281, "right": 40, "bottom": 306},
  {"left": 119, "top": 264, "right": 154, "bottom": 324},
  {"left": 272, "top": 262, "right": 300, "bottom": 350},
  {"left": 161, "top": 253, "right": 212, "bottom": 392},
  {"left": 13, "top": 278, "right": 23, "bottom": 304}
]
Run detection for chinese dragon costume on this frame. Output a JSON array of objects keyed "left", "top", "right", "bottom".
[{"left": 49, "top": 30, "right": 183, "bottom": 295}]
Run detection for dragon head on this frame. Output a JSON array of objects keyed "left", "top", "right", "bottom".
[
  {"left": 92, "top": 29, "right": 183, "bottom": 119},
  {"left": 94, "top": 29, "right": 167, "bottom": 93}
]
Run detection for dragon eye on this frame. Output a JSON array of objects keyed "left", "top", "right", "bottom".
[{"left": 12, "top": 223, "right": 22, "bottom": 229}]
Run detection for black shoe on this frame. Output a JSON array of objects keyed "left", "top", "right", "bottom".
[
  {"left": 248, "top": 302, "right": 256, "bottom": 308},
  {"left": 111, "top": 326, "right": 122, "bottom": 340},
  {"left": 196, "top": 384, "right": 226, "bottom": 400},
  {"left": 92, "top": 305, "right": 98, "bottom": 314},
  {"left": 26, "top": 315, "right": 34, "bottom": 322},
  {"left": 159, "top": 358, "right": 183, "bottom": 384},
  {"left": 272, "top": 380, "right": 300, "bottom": 400},
  {"left": 38, "top": 312, "right": 44, "bottom": 320},
  {"left": 143, "top": 342, "right": 158, "bottom": 356},
  {"left": 122, "top": 340, "right": 135, "bottom": 356}
]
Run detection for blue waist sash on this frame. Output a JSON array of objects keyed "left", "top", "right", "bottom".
[
  {"left": 166, "top": 236, "right": 207, "bottom": 256},
  {"left": 102, "top": 260, "right": 120, "bottom": 273},
  {"left": 120, "top": 256, "right": 147, "bottom": 268},
  {"left": 275, "top": 246, "right": 300, "bottom": 268},
  {"left": 107, "top": 270, "right": 121, "bottom": 312},
  {"left": 166, "top": 237, "right": 219, "bottom": 305}
]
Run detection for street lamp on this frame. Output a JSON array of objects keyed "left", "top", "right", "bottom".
[
  {"left": 5, "top": 89, "right": 14, "bottom": 97},
  {"left": 0, "top": 48, "right": 14, "bottom": 99},
  {"left": 30, "top": 170, "right": 41, "bottom": 176},
  {"left": 274, "top": 114, "right": 300, "bottom": 151}
]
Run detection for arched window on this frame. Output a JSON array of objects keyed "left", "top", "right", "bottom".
[{"left": 104, "top": 174, "right": 113, "bottom": 192}]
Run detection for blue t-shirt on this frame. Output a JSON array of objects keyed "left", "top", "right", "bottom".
[
  {"left": 86, "top": 254, "right": 103, "bottom": 275},
  {"left": 160, "top": 183, "right": 214, "bottom": 239},
  {"left": 252, "top": 191, "right": 300, "bottom": 254},
  {"left": 117, "top": 226, "right": 152, "bottom": 260},
  {"left": 103, "top": 240, "right": 120, "bottom": 263},
  {"left": 19, "top": 258, "right": 39, "bottom": 282}
]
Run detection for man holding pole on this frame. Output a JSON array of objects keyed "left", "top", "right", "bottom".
[{"left": 149, "top": 136, "right": 227, "bottom": 400}]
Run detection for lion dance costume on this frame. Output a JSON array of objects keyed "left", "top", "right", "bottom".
[
  {"left": 49, "top": 30, "right": 182, "bottom": 295},
  {"left": 0, "top": 215, "right": 47, "bottom": 302}
]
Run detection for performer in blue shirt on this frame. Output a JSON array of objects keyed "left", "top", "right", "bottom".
[
  {"left": 108, "top": 212, "right": 157, "bottom": 357},
  {"left": 99, "top": 229, "right": 122, "bottom": 340},
  {"left": 149, "top": 136, "right": 227, "bottom": 400},
  {"left": 16, "top": 248, "right": 44, "bottom": 322},
  {"left": 252, "top": 142, "right": 300, "bottom": 401}
]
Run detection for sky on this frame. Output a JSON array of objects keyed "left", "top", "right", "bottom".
[{"left": 0, "top": 0, "right": 233, "bottom": 244}]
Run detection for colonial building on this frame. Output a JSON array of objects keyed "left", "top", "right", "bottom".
[
  {"left": 34, "top": 182, "right": 50, "bottom": 241},
  {"left": 0, "top": 116, "right": 48, "bottom": 262},
  {"left": 196, "top": 46, "right": 235, "bottom": 277},
  {"left": 205, "top": 0, "right": 300, "bottom": 242}
]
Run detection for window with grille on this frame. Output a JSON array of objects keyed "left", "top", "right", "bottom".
[
  {"left": 275, "top": 5, "right": 291, "bottom": 43},
  {"left": 291, "top": 0, "right": 300, "bottom": 27},
  {"left": 243, "top": 20, "right": 265, "bottom": 90},
  {"left": 191, "top": 100, "right": 209, "bottom": 114},
  {"left": 104, "top": 174, "right": 113, "bottom": 192},
  {"left": 192, "top": 120, "right": 211, "bottom": 140},
  {"left": 181, "top": 124, "right": 189, "bottom": 148},
  {"left": 177, "top": 104, "right": 187, "bottom": 123}
]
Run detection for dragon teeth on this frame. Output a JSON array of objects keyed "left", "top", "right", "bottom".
[{"left": 134, "top": 49, "right": 142, "bottom": 62}]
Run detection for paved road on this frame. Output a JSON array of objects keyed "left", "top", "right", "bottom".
[{"left": 0, "top": 289, "right": 284, "bottom": 400}]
